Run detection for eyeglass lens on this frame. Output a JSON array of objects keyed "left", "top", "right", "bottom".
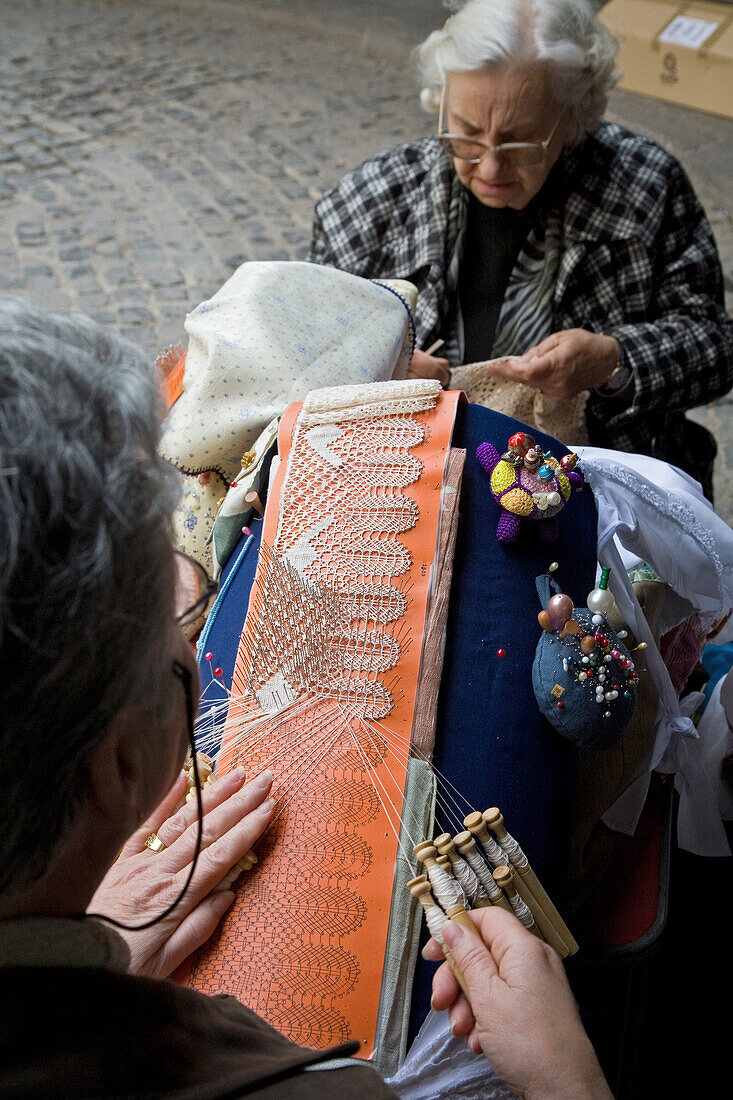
[
  {"left": 174, "top": 551, "right": 216, "bottom": 625},
  {"left": 440, "top": 136, "right": 545, "bottom": 165}
]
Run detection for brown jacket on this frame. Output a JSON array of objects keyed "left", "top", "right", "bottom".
[{"left": 0, "top": 919, "right": 395, "bottom": 1099}]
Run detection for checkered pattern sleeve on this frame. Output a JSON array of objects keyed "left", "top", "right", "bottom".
[
  {"left": 599, "top": 159, "right": 733, "bottom": 433},
  {"left": 307, "top": 140, "right": 438, "bottom": 277}
]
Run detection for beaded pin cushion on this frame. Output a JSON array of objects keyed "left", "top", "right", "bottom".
[
  {"left": 476, "top": 431, "right": 584, "bottom": 543},
  {"left": 533, "top": 567, "right": 640, "bottom": 749}
]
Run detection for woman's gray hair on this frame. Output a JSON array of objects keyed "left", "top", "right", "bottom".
[
  {"left": 417, "top": 0, "right": 619, "bottom": 137},
  {"left": 0, "top": 297, "right": 180, "bottom": 897}
]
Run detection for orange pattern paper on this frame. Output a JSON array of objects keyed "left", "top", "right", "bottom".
[{"left": 186, "top": 390, "right": 459, "bottom": 1057}]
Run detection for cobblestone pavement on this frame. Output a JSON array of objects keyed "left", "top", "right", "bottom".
[{"left": 1, "top": 0, "right": 731, "bottom": 520}]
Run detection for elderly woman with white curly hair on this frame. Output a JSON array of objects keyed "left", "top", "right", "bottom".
[{"left": 310, "top": 0, "right": 733, "bottom": 499}]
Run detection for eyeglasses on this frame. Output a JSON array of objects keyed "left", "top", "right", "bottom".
[
  {"left": 174, "top": 550, "right": 218, "bottom": 627},
  {"left": 438, "top": 85, "right": 564, "bottom": 166}
]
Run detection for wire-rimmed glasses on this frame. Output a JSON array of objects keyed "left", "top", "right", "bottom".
[
  {"left": 174, "top": 550, "right": 218, "bottom": 628},
  {"left": 437, "top": 84, "right": 564, "bottom": 166}
]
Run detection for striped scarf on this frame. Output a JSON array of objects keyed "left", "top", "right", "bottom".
[
  {"left": 445, "top": 201, "right": 561, "bottom": 362},
  {"left": 447, "top": 204, "right": 589, "bottom": 444},
  {"left": 491, "top": 210, "right": 561, "bottom": 358}
]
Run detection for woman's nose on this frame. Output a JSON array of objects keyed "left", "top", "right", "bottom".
[{"left": 474, "top": 149, "right": 506, "bottom": 178}]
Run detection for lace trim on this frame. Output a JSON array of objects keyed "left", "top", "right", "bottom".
[
  {"left": 236, "top": 399, "right": 437, "bottom": 722},
  {"left": 299, "top": 379, "right": 442, "bottom": 426},
  {"left": 591, "top": 460, "right": 730, "bottom": 595}
]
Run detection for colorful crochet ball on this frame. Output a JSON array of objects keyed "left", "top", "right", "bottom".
[
  {"left": 477, "top": 438, "right": 583, "bottom": 543},
  {"left": 532, "top": 601, "right": 637, "bottom": 750}
]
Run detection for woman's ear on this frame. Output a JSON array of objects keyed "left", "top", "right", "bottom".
[
  {"left": 563, "top": 109, "right": 579, "bottom": 147},
  {"left": 85, "top": 708, "right": 154, "bottom": 834}
]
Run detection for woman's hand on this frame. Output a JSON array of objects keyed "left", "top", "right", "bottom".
[
  {"left": 485, "top": 330, "right": 620, "bottom": 399},
  {"left": 88, "top": 767, "right": 275, "bottom": 979},
  {"left": 426, "top": 907, "right": 612, "bottom": 1100},
  {"left": 408, "top": 348, "right": 451, "bottom": 386}
]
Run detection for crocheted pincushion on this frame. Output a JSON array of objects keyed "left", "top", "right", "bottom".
[
  {"left": 532, "top": 574, "right": 638, "bottom": 749},
  {"left": 476, "top": 432, "right": 584, "bottom": 543}
]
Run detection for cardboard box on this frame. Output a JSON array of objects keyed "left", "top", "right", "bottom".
[{"left": 601, "top": 0, "right": 733, "bottom": 118}]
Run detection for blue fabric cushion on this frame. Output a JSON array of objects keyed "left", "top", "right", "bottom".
[
  {"left": 408, "top": 402, "right": 598, "bottom": 1035},
  {"left": 195, "top": 514, "right": 265, "bottom": 691}
]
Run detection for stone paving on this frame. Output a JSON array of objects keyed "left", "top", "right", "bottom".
[{"left": 0, "top": 0, "right": 731, "bottom": 520}]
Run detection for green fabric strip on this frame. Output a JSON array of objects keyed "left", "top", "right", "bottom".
[{"left": 372, "top": 758, "right": 436, "bottom": 1077}]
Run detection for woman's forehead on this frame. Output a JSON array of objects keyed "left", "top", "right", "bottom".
[{"left": 447, "top": 65, "right": 556, "bottom": 130}]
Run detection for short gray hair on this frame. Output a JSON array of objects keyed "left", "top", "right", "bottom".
[
  {"left": 0, "top": 297, "right": 179, "bottom": 897},
  {"left": 417, "top": 0, "right": 619, "bottom": 137}
]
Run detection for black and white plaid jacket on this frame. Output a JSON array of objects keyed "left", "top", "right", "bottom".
[{"left": 309, "top": 123, "right": 732, "bottom": 486}]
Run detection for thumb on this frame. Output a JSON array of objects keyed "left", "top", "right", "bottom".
[{"left": 442, "top": 917, "right": 498, "bottom": 985}]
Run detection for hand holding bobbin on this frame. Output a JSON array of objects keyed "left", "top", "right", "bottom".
[
  {"left": 411, "top": 842, "right": 483, "bottom": 1004},
  {"left": 425, "top": 906, "right": 612, "bottom": 1100}
]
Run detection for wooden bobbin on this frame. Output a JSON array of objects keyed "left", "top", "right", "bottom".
[
  {"left": 477, "top": 808, "right": 553, "bottom": 943},
  {"left": 463, "top": 811, "right": 508, "bottom": 865},
  {"left": 434, "top": 836, "right": 460, "bottom": 876},
  {"left": 408, "top": 876, "right": 443, "bottom": 927},
  {"left": 483, "top": 808, "right": 508, "bottom": 840},
  {"left": 492, "top": 866, "right": 542, "bottom": 939},
  {"left": 244, "top": 489, "right": 264, "bottom": 516},
  {"left": 437, "top": 832, "right": 491, "bottom": 908},
  {"left": 408, "top": 876, "right": 473, "bottom": 1004},
  {"left": 445, "top": 903, "right": 482, "bottom": 937},
  {"left": 454, "top": 831, "right": 512, "bottom": 911},
  {"left": 216, "top": 849, "right": 258, "bottom": 892},
  {"left": 180, "top": 752, "right": 262, "bottom": 896},
  {"left": 484, "top": 808, "right": 578, "bottom": 957},
  {"left": 415, "top": 840, "right": 470, "bottom": 915},
  {"left": 407, "top": 874, "right": 430, "bottom": 896}
]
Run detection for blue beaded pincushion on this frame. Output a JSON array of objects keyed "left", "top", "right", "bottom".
[{"left": 532, "top": 568, "right": 639, "bottom": 749}]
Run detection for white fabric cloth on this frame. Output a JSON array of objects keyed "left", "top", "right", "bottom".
[
  {"left": 161, "top": 262, "right": 417, "bottom": 482},
  {"left": 573, "top": 446, "right": 733, "bottom": 856},
  {"left": 385, "top": 1009, "right": 517, "bottom": 1100}
]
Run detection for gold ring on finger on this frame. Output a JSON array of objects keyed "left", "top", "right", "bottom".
[{"left": 145, "top": 832, "right": 167, "bottom": 853}]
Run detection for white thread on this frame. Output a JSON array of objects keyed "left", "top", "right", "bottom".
[
  {"left": 450, "top": 855, "right": 481, "bottom": 904},
  {"left": 284, "top": 521, "right": 330, "bottom": 575},
  {"left": 427, "top": 861, "right": 466, "bottom": 912},
  {"left": 329, "top": 630, "right": 401, "bottom": 675},
  {"left": 305, "top": 424, "right": 344, "bottom": 466},
  {"left": 360, "top": 416, "right": 425, "bottom": 450},
  {"left": 256, "top": 671, "right": 298, "bottom": 714},
  {"left": 424, "top": 902, "right": 448, "bottom": 946},
  {"left": 338, "top": 583, "right": 408, "bottom": 624},
  {"left": 462, "top": 848, "right": 503, "bottom": 899},
  {"left": 509, "top": 893, "right": 536, "bottom": 931},
  {"left": 299, "top": 379, "right": 441, "bottom": 426},
  {"left": 479, "top": 833, "right": 509, "bottom": 867},
  {"left": 345, "top": 495, "right": 419, "bottom": 534},
  {"left": 498, "top": 832, "right": 528, "bottom": 869},
  {"left": 327, "top": 536, "right": 412, "bottom": 580}
]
